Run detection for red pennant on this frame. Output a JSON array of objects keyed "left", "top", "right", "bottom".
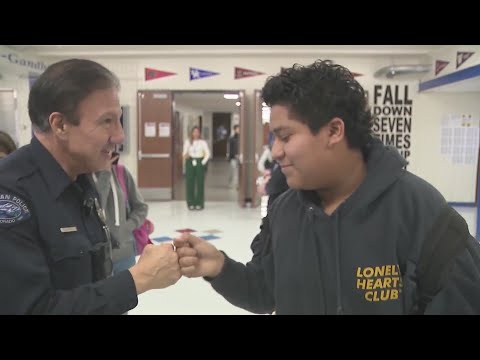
[
  {"left": 145, "top": 68, "right": 176, "bottom": 81},
  {"left": 435, "top": 60, "right": 449, "bottom": 76},
  {"left": 456, "top": 52, "right": 475, "bottom": 69},
  {"left": 235, "top": 67, "right": 264, "bottom": 79}
]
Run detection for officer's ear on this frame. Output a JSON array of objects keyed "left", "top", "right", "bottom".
[{"left": 49, "top": 112, "right": 68, "bottom": 139}]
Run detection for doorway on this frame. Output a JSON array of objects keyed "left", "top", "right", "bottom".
[
  {"left": 172, "top": 91, "right": 243, "bottom": 203},
  {"left": 212, "top": 113, "right": 231, "bottom": 159}
]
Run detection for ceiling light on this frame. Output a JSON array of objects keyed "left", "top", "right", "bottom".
[
  {"left": 224, "top": 94, "right": 239, "bottom": 100},
  {"left": 235, "top": 101, "right": 241, "bottom": 106}
]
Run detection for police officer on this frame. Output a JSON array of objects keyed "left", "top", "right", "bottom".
[{"left": 0, "top": 59, "right": 181, "bottom": 314}]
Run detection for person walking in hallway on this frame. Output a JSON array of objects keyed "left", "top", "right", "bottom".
[
  {"left": 227, "top": 124, "right": 240, "bottom": 189},
  {"left": 183, "top": 126, "right": 210, "bottom": 210}
]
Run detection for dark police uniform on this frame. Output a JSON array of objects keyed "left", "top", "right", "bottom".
[{"left": 0, "top": 136, "right": 138, "bottom": 314}]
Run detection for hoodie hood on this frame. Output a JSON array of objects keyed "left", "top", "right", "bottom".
[
  {"left": 299, "top": 138, "right": 407, "bottom": 216},
  {"left": 352, "top": 138, "right": 408, "bottom": 210}
]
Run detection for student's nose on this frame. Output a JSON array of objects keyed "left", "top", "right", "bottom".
[{"left": 271, "top": 138, "right": 283, "bottom": 161}]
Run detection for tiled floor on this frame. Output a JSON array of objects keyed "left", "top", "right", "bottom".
[
  {"left": 129, "top": 200, "right": 263, "bottom": 315},
  {"left": 128, "top": 200, "right": 478, "bottom": 315}
]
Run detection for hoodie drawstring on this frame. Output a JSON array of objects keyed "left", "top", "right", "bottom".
[
  {"left": 92, "top": 172, "right": 120, "bottom": 227},
  {"left": 110, "top": 175, "right": 120, "bottom": 226}
]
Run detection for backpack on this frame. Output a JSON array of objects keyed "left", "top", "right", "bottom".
[
  {"left": 114, "top": 163, "right": 154, "bottom": 255},
  {"left": 409, "top": 205, "right": 470, "bottom": 314}
]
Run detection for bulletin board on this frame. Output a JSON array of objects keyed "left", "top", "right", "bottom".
[{"left": 414, "top": 113, "right": 480, "bottom": 205}]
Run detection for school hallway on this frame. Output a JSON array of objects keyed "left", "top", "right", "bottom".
[{"left": 129, "top": 200, "right": 264, "bottom": 315}]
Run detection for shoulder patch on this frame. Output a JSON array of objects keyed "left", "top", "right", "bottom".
[{"left": 0, "top": 194, "right": 31, "bottom": 225}]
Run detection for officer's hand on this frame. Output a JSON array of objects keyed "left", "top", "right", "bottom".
[
  {"left": 174, "top": 233, "right": 224, "bottom": 279},
  {"left": 129, "top": 244, "right": 181, "bottom": 294}
]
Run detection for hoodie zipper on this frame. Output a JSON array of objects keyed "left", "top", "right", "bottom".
[{"left": 334, "top": 213, "right": 344, "bottom": 315}]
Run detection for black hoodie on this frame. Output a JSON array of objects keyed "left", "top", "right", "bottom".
[{"left": 209, "top": 139, "right": 480, "bottom": 314}]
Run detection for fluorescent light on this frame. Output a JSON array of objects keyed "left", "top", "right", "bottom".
[{"left": 224, "top": 94, "right": 239, "bottom": 100}]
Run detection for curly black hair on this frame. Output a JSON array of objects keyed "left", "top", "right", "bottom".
[{"left": 261, "top": 60, "right": 373, "bottom": 149}]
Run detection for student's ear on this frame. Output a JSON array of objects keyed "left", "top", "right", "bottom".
[
  {"left": 326, "top": 117, "right": 345, "bottom": 147},
  {"left": 49, "top": 112, "right": 68, "bottom": 139}
]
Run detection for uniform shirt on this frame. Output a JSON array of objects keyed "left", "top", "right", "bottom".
[
  {"left": 0, "top": 136, "right": 138, "bottom": 314},
  {"left": 183, "top": 139, "right": 210, "bottom": 165}
]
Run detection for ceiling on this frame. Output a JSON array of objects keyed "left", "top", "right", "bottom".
[
  {"left": 4, "top": 45, "right": 444, "bottom": 58},
  {"left": 174, "top": 92, "right": 240, "bottom": 113}
]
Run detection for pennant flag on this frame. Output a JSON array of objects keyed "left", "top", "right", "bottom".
[
  {"left": 456, "top": 51, "right": 475, "bottom": 69},
  {"left": 435, "top": 60, "right": 449, "bottom": 76},
  {"left": 234, "top": 67, "right": 264, "bottom": 79},
  {"left": 189, "top": 67, "right": 219, "bottom": 81},
  {"left": 145, "top": 68, "right": 176, "bottom": 81}
]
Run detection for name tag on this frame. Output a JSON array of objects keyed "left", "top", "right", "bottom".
[{"left": 60, "top": 226, "right": 78, "bottom": 233}]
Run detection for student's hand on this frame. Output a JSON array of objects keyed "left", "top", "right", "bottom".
[
  {"left": 173, "top": 233, "right": 225, "bottom": 278},
  {"left": 129, "top": 243, "right": 181, "bottom": 294}
]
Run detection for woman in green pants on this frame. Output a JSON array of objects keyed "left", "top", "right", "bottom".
[{"left": 183, "top": 126, "right": 211, "bottom": 210}]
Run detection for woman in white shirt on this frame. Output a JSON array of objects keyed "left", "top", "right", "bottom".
[
  {"left": 257, "top": 145, "right": 273, "bottom": 173},
  {"left": 183, "top": 126, "right": 210, "bottom": 210}
]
